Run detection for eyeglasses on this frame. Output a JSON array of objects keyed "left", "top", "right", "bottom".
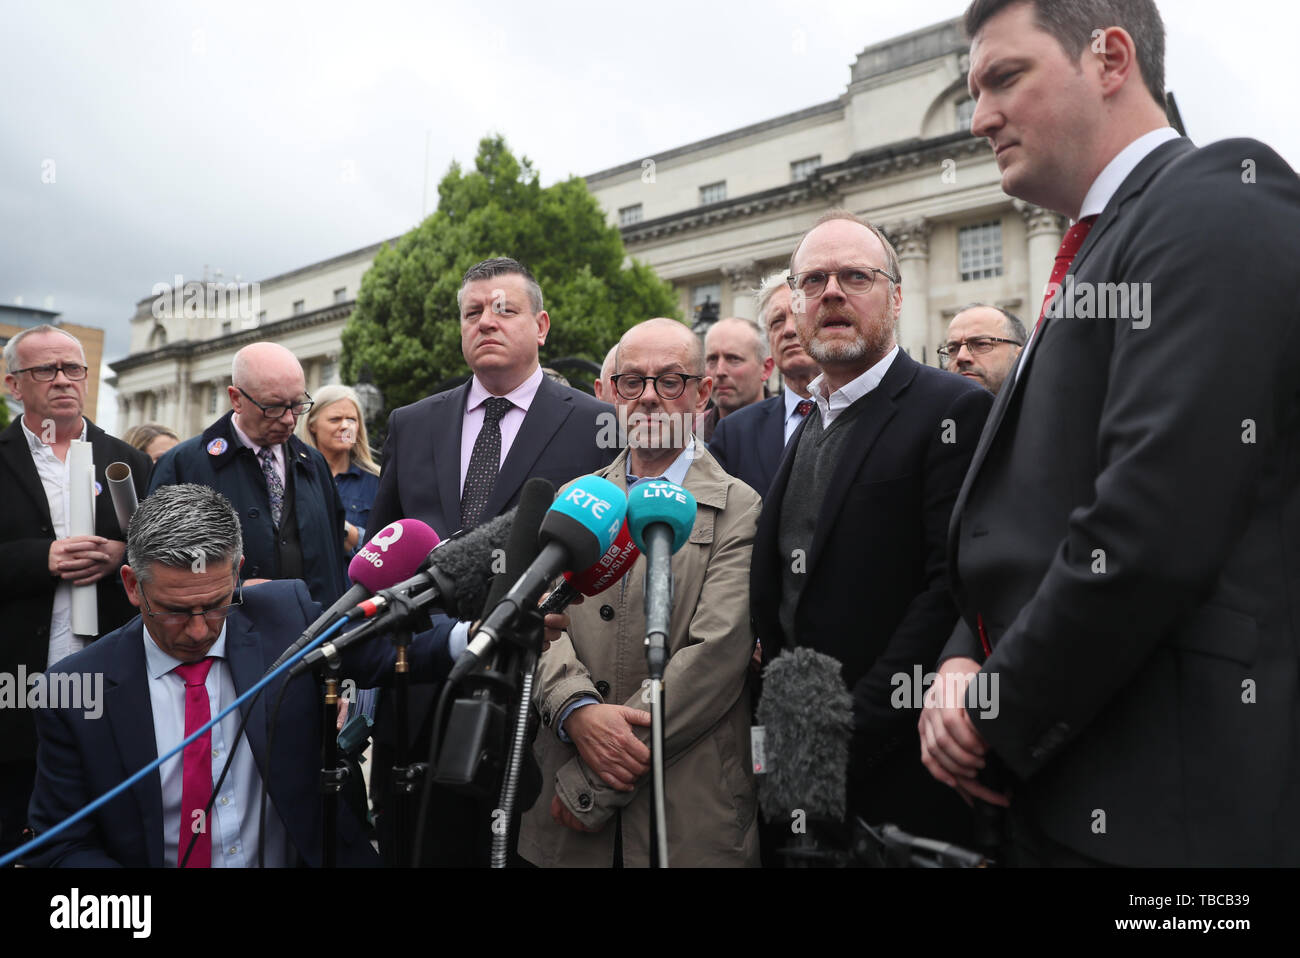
[
  {"left": 139, "top": 582, "right": 243, "bottom": 626},
  {"left": 610, "top": 373, "right": 703, "bottom": 401},
  {"left": 10, "top": 363, "right": 89, "bottom": 382},
  {"left": 936, "top": 336, "right": 1024, "bottom": 360},
  {"left": 787, "top": 266, "right": 898, "bottom": 298},
  {"left": 237, "top": 386, "right": 314, "bottom": 419}
]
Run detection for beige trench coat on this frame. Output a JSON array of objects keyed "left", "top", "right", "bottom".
[{"left": 518, "top": 446, "right": 762, "bottom": 867}]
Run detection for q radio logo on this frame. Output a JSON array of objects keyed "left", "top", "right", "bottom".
[{"left": 356, "top": 522, "right": 403, "bottom": 569}]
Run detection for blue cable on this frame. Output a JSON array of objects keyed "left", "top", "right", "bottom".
[{"left": 0, "top": 616, "right": 348, "bottom": 869}]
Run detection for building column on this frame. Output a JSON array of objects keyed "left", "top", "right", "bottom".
[
  {"left": 721, "top": 260, "right": 760, "bottom": 320},
  {"left": 890, "top": 218, "right": 933, "bottom": 364},
  {"left": 176, "top": 366, "right": 191, "bottom": 439},
  {"left": 1016, "top": 200, "right": 1067, "bottom": 319}
]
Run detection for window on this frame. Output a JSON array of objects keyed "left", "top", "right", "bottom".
[
  {"left": 148, "top": 325, "right": 167, "bottom": 349},
  {"left": 333, "top": 287, "right": 347, "bottom": 304},
  {"left": 619, "top": 204, "right": 643, "bottom": 227},
  {"left": 955, "top": 98, "right": 975, "bottom": 132},
  {"left": 698, "top": 181, "right": 726, "bottom": 205},
  {"left": 958, "top": 222, "right": 1004, "bottom": 281},
  {"left": 207, "top": 383, "right": 219, "bottom": 414},
  {"left": 220, "top": 320, "right": 232, "bottom": 336},
  {"left": 257, "top": 310, "right": 267, "bottom": 325},
  {"left": 320, "top": 359, "right": 338, "bottom": 385},
  {"left": 791, "top": 155, "right": 821, "bottom": 181},
  {"left": 293, "top": 300, "right": 305, "bottom": 315},
  {"left": 691, "top": 282, "right": 722, "bottom": 329}
]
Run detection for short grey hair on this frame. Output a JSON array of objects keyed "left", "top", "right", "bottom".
[
  {"left": 128, "top": 484, "right": 243, "bottom": 583},
  {"left": 707, "top": 316, "right": 769, "bottom": 362},
  {"left": 755, "top": 270, "right": 792, "bottom": 329},
  {"left": 3, "top": 324, "right": 85, "bottom": 373},
  {"left": 954, "top": 302, "right": 1028, "bottom": 344}
]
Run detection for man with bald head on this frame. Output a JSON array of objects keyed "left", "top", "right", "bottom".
[
  {"left": 940, "top": 304, "right": 1025, "bottom": 395},
  {"left": 749, "top": 210, "right": 992, "bottom": 854},
  {"left": 521, "top": 317, "right": 762, "bottom": 866},
  {"left": 149, "top": 341, "right": 347, "bottom": 605},
  {"left": 592, "top": 344, "right": 618, "bottom": 402}
]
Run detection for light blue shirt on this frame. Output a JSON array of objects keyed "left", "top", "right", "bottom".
[
  {"left": 782, "top": 386, "right": 811, "bottom": 445},
  {"left": 143, "top": 622, "right": 290, "bottom": 867},
  {"left": 554, "top": 440, "right": 698, "bottom": 741}
]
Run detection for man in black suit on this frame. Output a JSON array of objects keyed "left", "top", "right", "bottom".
[
  {"left": 366, "top": 257, "right": 614, "bottom": 865},
  {"left": 0, "top": 324, "right": 151, "bottom": 856},
  {"left": 751, "top": 213, "right": 993, "bottom": 847},
  {"left": 26, "top": 484, "right": 380, "bottom": 867},
  {"left": 920, "top": 0, "right": 1300, "bottom": 866},
  {"left": 709, "top": 270, "right": 820, "bottom": 498}
]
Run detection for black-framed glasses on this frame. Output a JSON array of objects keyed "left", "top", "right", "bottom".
[
  {"left": 787, "top": 266, "right": 898, "bottom": 297},
  {"left": 10, "top": 363, "right": 89, "bottom": 382},
  {"left": 610, "top": 373, "right": 703, "bottom": 401},
  {"left": 237, "top": 386, "right": 314, "bottom": 419},
  {"left": 139, "top": 581, "right": 243, "bottom": 626},
  {"left": 937, "top": 336, "right": 1023, "bottom": 360}
]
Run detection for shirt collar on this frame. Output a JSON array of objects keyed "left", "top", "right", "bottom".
[
  {"left": 20, "top": 416, "right": 86, "bottom": 453},
  {"left": 807, "top": 345, "right": 899, "bottom": 421},
  {"left": 143, "top": 619, "right": 228, "bottom": 681},
  {"left": 626, "top": 437, "right": 697, "bottom": 489},
  {"left": 230, "top": 415, "right": 280, "bottom": 459},
  {"left": 466, "top": 365, "right": 544, "bottom": 415},
  {"left": 1078, "top": 127, "right": 1180, "bottom": 220}
]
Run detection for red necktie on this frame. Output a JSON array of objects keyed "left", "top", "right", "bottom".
[
  {"left": 175, "top": 657, "right": 215, "bottom": 868},
  {"left": 795, "top": 400, "right": 814, "bottom": 417},
  {"left": 1033, "top": 215, "right": 1098, "bottom": 339}
]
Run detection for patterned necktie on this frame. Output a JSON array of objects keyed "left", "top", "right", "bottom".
[
  {"left": 1032, "top": 215, "right": 1098, "bottom": 340},
  {"left": 175, "top": 657, "right": 215, "bottom": 868},
  {"left": 258, "top": 446, "right": 284, "bottom": 527},
  {"left": 460, "top": 397, "right": 513, "bottom": 530},
  {"left": 795, "top": 399, "right": 814, "bottom": 418}
]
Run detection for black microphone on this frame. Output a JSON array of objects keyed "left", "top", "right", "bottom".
[
  {"left": 450, "top": 475, "right": 628, "bottom": 684},
  {"left": 287, "top": 510, "right": 513, "bottom": 678},
  {"left": 266, "top": 519, "right": 440, "bottom": 674},
  {"left": 755, "top": 647, "right": 853, "bottom": 835}
]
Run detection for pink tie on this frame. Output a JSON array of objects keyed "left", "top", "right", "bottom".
[{"left": 175, "top": 657, "right": 215, "bottom": 868}]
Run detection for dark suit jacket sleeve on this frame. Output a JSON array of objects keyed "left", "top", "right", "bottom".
[
  {"left": 970, "top": 140, "right": 1300, "bottom": 778},
  {"left": 26, "top": 693, "right": 123, "bottom": 867},
  {"left": 940, "top": 617, "right": 984, "bottom": 664},
  {"left": 706, "top": 417, "right": 735, "bottom": 475},
  {"left": 850, "top": 385, "right": 992, "bottom": 762},
  {"left": 146, "top": 444, "right": 180, "bottom": 494},
  {"left": 0, "top": 533, "right": 57, "bottom": 601},
  {"left": 366, "top": 410, "right": 403, "bottom": 537},
  {"left": 339, "top": 616, "right": 458, "bottom": 687}
]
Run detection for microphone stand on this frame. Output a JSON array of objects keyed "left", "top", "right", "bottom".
[
  {"left": 642, "top": 525, "right": 673, "bottom": 869},
  {"left": 492, "top": 609, "right": 543, "bottom": 869},
  {"left": 388, "top": 626, "right": 428, "bottom": 867},
  {"left": 318, "top": 669, "right": 348, "bottom": 869}
]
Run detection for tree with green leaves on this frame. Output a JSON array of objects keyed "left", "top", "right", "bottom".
[{"left": 341, "top": 135, "right": 680, "bottom": 417}]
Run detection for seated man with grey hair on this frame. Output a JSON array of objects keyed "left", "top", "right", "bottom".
[{"left": 25, "top": 484, "right": 414, "bottom": 867}]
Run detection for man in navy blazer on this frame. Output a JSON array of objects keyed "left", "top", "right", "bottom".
[
  {"left": 709, "top": 271, "right": 820, "bottom": 498},
  {"left": 23, "top": 484, "right": 445, "bottom": 867},
  {"left": 365, "top": 257, "right": 615, "bottom": 866},
  {"left": 750, "top": 214, "right": 992, "bottom": 849},
  {"left": 920, "top": 0, "right": 1300, "bottom": 866}
]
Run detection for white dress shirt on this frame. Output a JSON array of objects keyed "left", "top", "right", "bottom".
[
  {"left": 143, "top": 623, "right": 290, "bottom": 867},
  {"left": 806, "top": 345, "right": 900, "bottom": 428},
  {"left": 22, "top": 416, "right": 87, "bottom": 667}
]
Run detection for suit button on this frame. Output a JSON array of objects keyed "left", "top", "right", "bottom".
[
  {"left": 577, "top": 793, "right": 592, "bottom": 810},
  {"left": 280, "top": 539, "right": 288, "bottom": 545},
  {"left": 595, "top": 680, "right": 610, "bottom": 697},
  {"left": 41, "top": 525, "right": 51, "bottom": 533},
  {"left": 248, "top": 508, "right": 259, "bottom": 518},
  {"left": 599, "top": 605, "right": 615, "bottom": 621}
]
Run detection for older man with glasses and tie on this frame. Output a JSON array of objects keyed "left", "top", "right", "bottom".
[{"left": 148, "top": 341, "right": 348, "bottom": 607}]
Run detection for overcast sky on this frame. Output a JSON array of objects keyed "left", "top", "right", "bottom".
[{"left": 3, "top": 0, "right": 1296, "bottom": 431}]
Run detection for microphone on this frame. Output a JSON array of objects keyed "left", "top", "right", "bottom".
[
  {"left": 266, "top": 519, "right": 440, "bottom": 674},
  {"left": 755, "top": 647, "right": 853, "bottom": 832},
  {"left": 626, "top": 480, "right": 696, "bottom": 677},
  {"left": 286, "top": 510, "right": 512, "bottom": 677},
  {"left": 450, "top": 475, "right": 627, "bottom": 683},
  {"left": 537, "top": 519, "right": 640, "bottom": 615}
]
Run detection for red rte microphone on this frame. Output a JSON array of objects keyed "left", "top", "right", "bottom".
[{"left": 537, "top": 519, "right": 640, "bottom": 615}]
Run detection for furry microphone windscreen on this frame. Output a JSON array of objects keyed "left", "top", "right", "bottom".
[{"left": 756, "top": 646, "right": 853, "bottom": 824}]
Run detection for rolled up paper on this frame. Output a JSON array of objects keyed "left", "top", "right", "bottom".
[
  {"left": 68, "top": 439, "right": 98, "bottom": 637},
  {"left": 106, "top": 461, "right": 138, "bottom": 535}
]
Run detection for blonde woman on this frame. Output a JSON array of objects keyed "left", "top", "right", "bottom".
[
  {"left": 300, "top": 384, "right": 380, "bottom": 557},
  {"left": 122, "top": 422, "right": 180, "bottom": 462}
]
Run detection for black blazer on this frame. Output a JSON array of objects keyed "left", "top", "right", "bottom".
[
  {"left": 0, "top": 418, "right": 151, "bottom": 764},
  {"left": 752, "top": 350, "right": 992, "bottom": 840},
  {"left": 942, "top": 137, "right": 1300, "bottom": 866},
  {"left": 26, "top": 580, "right": 381, "bottom": 867},
  {"left": 707, "top": 394, "right": 786, "bottom": 498}
]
